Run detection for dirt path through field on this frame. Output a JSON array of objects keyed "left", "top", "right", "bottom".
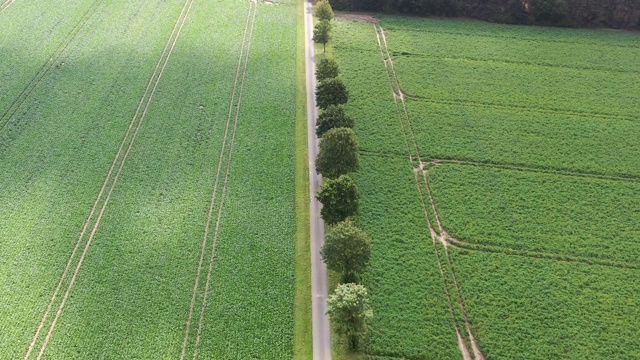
[
  {"left": 372, "top": 22, "right": 485, "bottom": 360},
  {"left": 23, "top": 0, "right": 197, "bottom": 358},
  {"left": 179, "top": 2, "right": 258, "bottom": 359},
  {"left": 0, "top": 0, "right": 106, "bottom": 133}
]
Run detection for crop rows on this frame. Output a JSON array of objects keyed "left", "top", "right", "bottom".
[
  {"left": 184, "top": 1, "right": 298, "bottom": 358},
  {"left": 333, "top": 14, "right": 640, "bottom": 360},
  {"left": 407, "top": 100, "right": 640, "bottom": 178},
  {"left": 0, "top": 0, "right": 297, "bottom": 358},
  {"left": 395, "top": 57, "right": 640, "bottom": 119},
  {"left": 334, "top": 20, "right": 477, "bottom": 359},
  {"left": 428, "top": 164, "right": 640, "bottom": 264},
  {"left": 0, "top": 0, "right": 191, "bottom": 356},
  {"left": 381, "top": 17, "right": 640, "bottom": 74},
  {"left": 0, "top": 0, "right": 111, "bottom": 134},
  {"left": 451, "top": 250, "right": 640, "bottom": 360},
  {"left": 353, "top": 156, "right": 460, "bottom": 359},
  {"left": 381, "top": 16, "right": 640, "bottom": 50}
]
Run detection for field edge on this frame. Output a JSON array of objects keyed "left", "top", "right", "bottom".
[{"left": 293, "top": 0, "right": 313, "bottom": 358}]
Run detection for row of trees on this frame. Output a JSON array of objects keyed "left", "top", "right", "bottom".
[
  {"left": 312, "top": 1, "right": 373, "bottom": 352},
  {"left": 328, "top": 0, "right": 640, "bottom": 29}
]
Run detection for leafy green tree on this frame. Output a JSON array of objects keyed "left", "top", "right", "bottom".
[
  {"left": 316, "top": 175, "right": 358, "bottom": 225},
  {"left": 327, "top": 283, "right": 373, "bottom": 350},
  {"left": 321, "top": 220, "right": 371, "bottom": 282},
  {"left": 313, "top": 0, "right": 335, "bottom": 21},
  {"left": 316, "top": 105, "right": 353, "bottom": 137},
  {"left": 315, "top": 127, "right": 359, "bottom": 178},
  {"left": 312, "top": 20, "right": 332, "bottom": 52},
  {"left": 315, "top": 78, "right": 349, "bottom": 110},
  {"left": 316, "top": 57, "right": 340, "bottom": 82}
]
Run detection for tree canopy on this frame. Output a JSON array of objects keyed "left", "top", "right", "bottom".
[
  {"left": 316, "top": 105, "right": 353, "bottom": 137},
  {"left": 328, "top": 0, "right": 640, "bottom": 29},
  {"left": 315, "top": 78, "right": 349, "bottom": 110},
  {"left": 313, "top": 0, "right": 335, "bottom": 22},
  {"left": 316, "top": 175, "right": 358, "bottom": 225},
  {"left": 316, "top": 57, "right": 340, "bottom": 82},
  {"left": 315, "top": 127, "right": 359, "bottom": 178},
  {"left": 321, "top": 220, "right": 371, "bottom": 282},
  {"left": 326, "top": 283, "right": 373, "bottom": 350},
  {"left": 312, "top": 20, "right": 331, "bottom": 52}
]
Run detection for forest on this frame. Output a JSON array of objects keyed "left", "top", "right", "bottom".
[{"left": 329, "top": 0, "right": 640, "bottom": 29}]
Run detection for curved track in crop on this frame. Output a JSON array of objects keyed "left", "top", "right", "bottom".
[
  {"left": 23, "top": 0, "right": 197, "bottom": 358},
  {"left": 419, "top": 164, "right": 640, "bottom": 270},
  {"left": 374, "top": 23, "right": 485, "bottom": 360}
]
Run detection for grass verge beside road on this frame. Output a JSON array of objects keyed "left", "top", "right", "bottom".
[{"left": 294, "top": 0, "right": 313, "bottom": 359}]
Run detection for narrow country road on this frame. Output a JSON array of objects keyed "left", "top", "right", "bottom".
[{"left": 304, "top": 0, "right": 332, "bottom": 358}]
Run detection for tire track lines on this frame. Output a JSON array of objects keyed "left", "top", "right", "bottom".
[
  {"left": 405, "top": 95, "right": 639, "bottom": 123},
  {"left": 401, "top": 27, "right": 640, "bottom": 50},
  {"left": 445, "top": 232, "right": 640, "bottom": 270},
  {"left": 24, "top": 0, "right": 196, "bottom": 358},
  {"left": 0, "top": 0, "right": 15, "bottom": 13},
  {"left": 374, "top": 23, "right": 484, "bottom": 360},
  {"left": 419, "top": 167, "right": 483, "bottom": 359},
  {"left": 400, "top": 52, "right": 640, "bottom": 75},
  {"left": 412, "top": 167, "right": 473, "bottom": 360},
  {"left": 430, "top": 158, "right": 640, "bottom": 183},
  {"left": 0, "top": 0, "right": 106, "bottom": 133},
  {"left": 180, "top": 1, "right": 257, "bottom": 359},
  {"left": 421, "top": 164, "right": 640, "bottom": 270},
  {"left": 374, "top": 23, "right": 421, "bottom": 164}
]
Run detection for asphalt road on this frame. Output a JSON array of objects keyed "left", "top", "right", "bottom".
[{"left": 304, "top": 0, "right": 332, "bottom": 358}]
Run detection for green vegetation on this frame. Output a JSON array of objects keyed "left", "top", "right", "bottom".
[
  {"left": 313, "top": 20, "right": 332, "bottom": 52},
  {"left": 315, "top": 57, "right": 340, "bottom": 82},
  {"left": 353, "top": 156, "right": 461, "bottom": 358},
  {"left": 0, "top": 0, "right": 298, "bottom": 358},
  {"left": 408, "top": 100, "right": 640, "bottom": 177},
  {"left": 326, "top": 283, "right": 373, "bottom": 351},
  {"left": 316, "top": 105, "right": 353, "bottom": 137},
  {"left": 316, "top": 127, "right": 359, "bottom": 178},
  {"left": 429, "top": 164, "right": 640, "bottom": 264},
  {"left": 451, "top": 250, "right": 640, "bottom": 360},
  {"left": 294, "top": 0, "right": 312, "bottom": 357},
  {"left": 333, "top": 14, "right": 640, "bottom": 359},
  {"left": 321, "top": 221, "right": 371, "bottom": 282},
  {"left": 316, "top": 175, "right": 359, "bottom": 225},
  {"left": 330, "top": 0, "right": 640, "bottom": 30},
  {"left": 316, "top": 77, "right": 349, "bottom": 109},
  {"left": 313, "top": 0, "right": 334, "bottom": 22},
  {"left": 0, "top": 0, "right": 101, "bottom": 121}
]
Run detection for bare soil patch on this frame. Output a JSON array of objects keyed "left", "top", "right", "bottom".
[{"left": 335, "top": 12, "right": 378, "bottom": 23}]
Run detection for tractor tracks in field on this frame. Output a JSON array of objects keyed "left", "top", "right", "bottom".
[
  {"left": 0, "top": 0, "right": 107, "bottom": 133},
  {"left": 0, "top": 0, "right": 15, "bottom": 13},
  {"left": 404, "top": 95, "right": 640, "bottom": 123},
  {"left": 179, "top": 1, "right": 258, "bottom": 359},
  {"left": 429, "top": 158, "right": 640, "bottom": 183},
  {"left": 420, "top": 164, "right": 640, "bottom": 271},
  {"left": 374, "top": 23, "right": 485, "bottom": 360},
  {"left": 23, "top": 0, "right": 196, "bottom": 358}
]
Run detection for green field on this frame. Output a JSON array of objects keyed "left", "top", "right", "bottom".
[
  {"left": 333, "top": 15, "right": 640, "bottom": 359},
  {"left": 0, "top": 0, "right": 299, "bottom": 358}
]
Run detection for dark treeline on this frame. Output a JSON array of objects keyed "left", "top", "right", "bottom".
[{"left": 330, "top": 0, "right": 640, "bottom": 29}]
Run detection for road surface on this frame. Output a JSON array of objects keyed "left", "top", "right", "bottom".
[{"left": 304, "top": 0, "right": 332, "bottom": 358}]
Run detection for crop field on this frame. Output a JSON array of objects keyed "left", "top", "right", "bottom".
[
  {"left": 0, "top": 0, "right": 297, "bottom": 358},
  {"left": 333, "top": 15, "right": 640, "bottom": 359}
]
